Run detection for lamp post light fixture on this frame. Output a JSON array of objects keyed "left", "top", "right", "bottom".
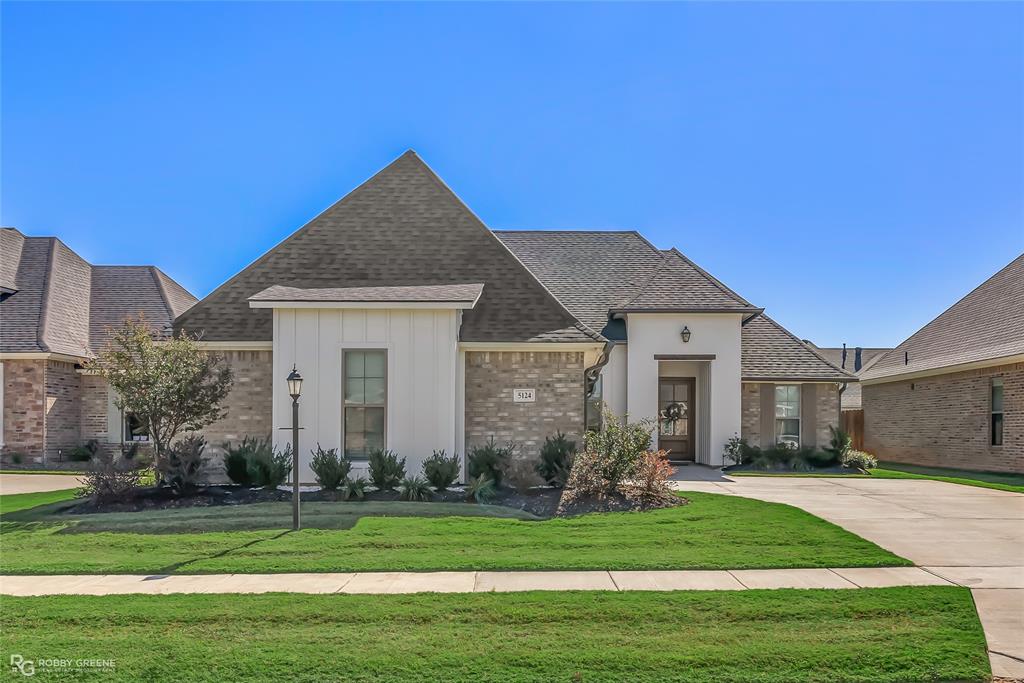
[
  {"left": 286, "top": 365, "right": 303, "bottom": 530},
  {"left": 680, "top": 326, "right": 691, "bottom": 343}
]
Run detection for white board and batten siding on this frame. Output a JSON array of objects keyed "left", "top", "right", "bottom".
[{"left": 273, "top": 308, "right": 460, "bottom": 481}]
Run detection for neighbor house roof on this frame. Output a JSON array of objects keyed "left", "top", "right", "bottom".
[
  {"left": 498, "top": 230, "right": 854, "bottom": 382},
  {"left": 175, "top": 151, "right": 598, "bottom": 343},
  {"left": 861, "top": 253, "right": 1024, "bottom": 382},
  {"left": 0, "top": 228, "right": 197, "bottom": 358},
  {"left": 249, "top": 283, "right": 484, "bottom": 307},
  {"left": 809, "top": 345, "right": 891, "bottom": 408}
]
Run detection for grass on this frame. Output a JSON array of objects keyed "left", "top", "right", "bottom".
[
  {"left": 730, "top": 462, "right": 1024, "bottom": 493},
  {"left": 0, "top": 491, "right": 909, "bottom": 574},
  {"left": 0, "top": 489, "right": 77, "bottom": 514},
  {"left": 0, "top": 587, "right": 989, "bottom": 682}
]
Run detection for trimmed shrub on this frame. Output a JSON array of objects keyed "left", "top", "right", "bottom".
[
  {"left": 582, "top": 413, "right": 653, "bottom": 490},
  {"left": 842, "top": 449, "right": 878, "bottom": 472},
  {"left": 803, "top": 449, "right": 840, "bottom": 469},
  {"left": 248, "top": 443, "right": 292, "bottom": 489},
  {"left": 465, "top": 474, "right": 496, "bottom": 504},
  {"left": 537, "top": 432, "right": 576, "bottom": 487},
  {"left": 79, "top": 451, "right": 143, "bottom": 503},
  {"left": 398, "top": 476, "right": 433, "bottom": 502},
  {"left": 367, "top": 448, "right": 405, "bottom": 491},
  {"left": 633, "top": 450, "right": 676, "bottom": 503},
  {"left": 342, "top": 477, "right": 368, "bottom": 501},
  {"left": 221, "top": 437, "right": 273, "bottom": 487},
  {"left": 722, "top": 434, "right": 746, "bottom": 466},
  {"left": 467, "top": 438, "right": 515, "bottom": 488},
  {"left": 310, "top": 445, "right": 351, "bottom": 491},
  {"left": 503, "top": 457, "right": 544, "bottom": 495},
  {"left": 422, "top": 450, "right": 460, "bottom": 491},
  {"left": 157, "top": 434, "right": 207, "bottom": 494},
  {"left": 69, "top": 439, "right": 100, "bottom": 463}
]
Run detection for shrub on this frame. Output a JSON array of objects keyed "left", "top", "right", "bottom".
[
  {"left": 68, "top": 439, "right": 100, "bottom": 462},
  {"left": 563, "top": 449, "right": 611, "bottom": 499},
  {"left": 157, "top": 434, "right": 207, "bottom": 494},
  {"left": 367, "top": 449, "right": 405, "bottom": 491},
  {"left": 79, "top": 451, "right": 143, "bottom": 503},
  {"left": 247, "top": 443, "right": 293, "bottom": 489},
  {"left": 465, "top": 474, "right": 496, "bottom": 504},
  {"left": 221, "top": 436, "right": 273, "bottom": 487},
  {"left": 633, "top": 450, "right": 676, "bottom": 503},
  {"left": 341, "top": 476, "right": 368, "bottom": 501},
  {"left": 583, "top": 413, "right": 654, "bottom": 490},
  {"left": 722, "top": 434, "right": 746, "bottom": 466},
  {"left": 399, "top": 476, "right": 433, "bottom": 502},
  {"left": 467, "top": 438, "right": 515, "bottom": 488},
  {"left": 503, "top": 457, "right": 544, "bottom": 494},
  {"left": 9, "top": 452, "right": 24, "bottom": 465},
  {"left": 823, "top": 425, "right": 852, "bottom": 462},
  {"left": 422, "top": 449, "right": 460, "bottom": 491},
  {"left": 537, "top": 432, "right": 576, "bottom": 487},
  {"left": 842, "top": 449, "right": 878, "bottom": 472},
  {"left": 803, "top": 449, "right": 840, "bottom": 469},
  {"left": 310, "top": 445, "right": 351, "bottom": 491}
]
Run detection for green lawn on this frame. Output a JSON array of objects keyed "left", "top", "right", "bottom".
[
  {"left": 0, "top": 489, "right": 78, "bottom": 514},
  {"left": 729, "top": 463, "right": 1024, "bottom": 493},
  {"left": 0, "top": 587, "right": 989, "bottom": 682},
  {"left": 0, "top": 491, "right": 909, "bottom": 574}
]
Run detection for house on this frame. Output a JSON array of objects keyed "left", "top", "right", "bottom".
[
  {"left": 174, "top": 150, "right": 854, "bottom": 480},
  {"left": 860, "top": 254, "right": 1023, "bottom": 473},
  {"left": 0, "top": 228, "right": 197, "bottom": 462}
]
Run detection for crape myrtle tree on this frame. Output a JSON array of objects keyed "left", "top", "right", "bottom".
[{"left": 89, "top": 316, "right": 233, "bottom": 476}]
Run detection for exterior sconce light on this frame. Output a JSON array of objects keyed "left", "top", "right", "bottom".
[{"left": 681, "top": 326, "right": 691, "bottom": 343}]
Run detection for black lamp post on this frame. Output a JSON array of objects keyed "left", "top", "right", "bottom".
[{"left": 286, "top": 365, "right": 303, "bottom": 531}]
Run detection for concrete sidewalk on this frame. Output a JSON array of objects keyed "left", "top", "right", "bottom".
[{"left": 3, "top": 565, "right": 1020, "bottom": 596}]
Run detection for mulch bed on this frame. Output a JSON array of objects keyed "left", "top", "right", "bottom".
[{"left": 556, "top": 486, "right": 687, "bottom": 516}]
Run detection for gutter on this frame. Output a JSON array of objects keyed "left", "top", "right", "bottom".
[{"left": 583, "top": 339, "right": 615, "bottom": 410}]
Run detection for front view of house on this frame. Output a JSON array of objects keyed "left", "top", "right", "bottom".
[{"left": 174, "top": 151, "right": 854, "bottom": 480}]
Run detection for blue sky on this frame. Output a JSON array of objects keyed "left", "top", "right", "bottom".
[{"left": 3, "top": 2, "right": 1021, "bottom": 347}]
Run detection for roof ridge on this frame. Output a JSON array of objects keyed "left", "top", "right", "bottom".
[
  {"left": 149, "top": 265, "right": 177, "bottom": 333},
  {"left": 35, "top": 237, "right": 57, "bottom": 353},
  {"left": 762, "top": 314, "right": 856, "bottom": 379},
  {"left": 664, "top": 248, "right": 755, "bottom": 307},
  {"left": 620, "top": 252, "right": 671, "bottom": 308},
  {"left": 493, "top": 229, "right": 642, "bottom": 235}
]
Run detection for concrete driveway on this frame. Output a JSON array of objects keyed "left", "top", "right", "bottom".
[
  {"left": 0, "top": 473, "right": 83, "bottom": 495},
  {"left": 672, "top": 475, "right": 1024, "bottom": 678}
]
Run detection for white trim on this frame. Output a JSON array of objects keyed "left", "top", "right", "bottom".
[
  {"left": 0, "top": 352, "right": 86, "bottom": 363},
  {"left": 458, "top": 342, "right": 603, "bottom": 352},
  {"left": 741, "top": 380, "right": 843, "bottom": 385},
  {"left": 193, "top": 341, "right": 274, "bottom": 351},
  {"left": 860, "top": 353, "right": 1024, "bottom": 385},
  {"left": 249, "top": 300, "right": 477, "bottom": 310}
]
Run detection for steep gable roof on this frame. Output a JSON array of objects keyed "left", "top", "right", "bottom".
[
  {"left": 0, "top": 229, "right": 197, "bottom": 357},
  {"left": 616, "top": 248, "right": 760, "bottom": 314},
  {"left": 176, "top": 152, "right": 596, "bottom": 343},
  {"left": 862, "top": 253, "right": 1024, "bottom": 381},
  {"left": 741, "top": 316, "right": 857, "bottom": 382}
]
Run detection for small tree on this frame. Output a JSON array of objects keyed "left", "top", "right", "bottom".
[{"left": 88, "top": 316, "right": 233, "bottom": 473}]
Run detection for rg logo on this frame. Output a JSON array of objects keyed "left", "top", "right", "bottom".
[{"left": 10, "top": 655, "right": 35, "bottom": 676}]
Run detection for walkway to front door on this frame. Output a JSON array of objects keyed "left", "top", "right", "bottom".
[{"left": 658, "top": 377, "right": 695, "bottom": 461}]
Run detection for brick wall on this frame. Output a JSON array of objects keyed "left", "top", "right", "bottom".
[
  {"left": 200, "top": 350, "right": 274, "bottom": 458},
  {"left": 741, "top": 383, "right": 761, "bottom": 447},
  {"left": 464, "top": 351, "right": 584, "bottom": 458},
  {"left": 740, "top": 382, "right": 840, "bottom": 450},
  {"left": 863, "top": 362, "right": 1023, "bottom": 473},
  {"left": 2, "top": 360, "right": 46, "bottom": 460},
  {"left": 43, "top": 360, "right": 81, "bottom": 459}
]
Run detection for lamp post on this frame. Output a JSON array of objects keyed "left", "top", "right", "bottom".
[{"left": 286, "top": 365, "right": 303, "bottom": 531}]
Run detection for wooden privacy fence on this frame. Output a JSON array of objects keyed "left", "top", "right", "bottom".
[{"left": 841, "top": 409, "right": 864, "bottom": 451}]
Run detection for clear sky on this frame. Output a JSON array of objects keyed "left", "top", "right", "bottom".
[{"left": 3, "top": 2, "right": 1021, "bottom": 347}]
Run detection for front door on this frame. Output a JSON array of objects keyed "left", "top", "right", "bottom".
[{"left": 658, "top": 377, "right": 695, "bottom": 461}]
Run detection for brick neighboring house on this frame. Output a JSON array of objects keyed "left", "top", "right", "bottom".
[
  {"left": 0, "top": 228, "right": 197, "bottom": 462},
  {"left": 861, "top": 254, "right": 1024, "bottom": 473},
  {"left": 173, "top": 150, "right": 855, "bottom": 481}
]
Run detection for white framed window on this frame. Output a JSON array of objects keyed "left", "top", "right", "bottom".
[
  {"left": 992, "top": 378, "right": 1004, "bottom": 446},
  {"left": 343, "top": 349, "right": 386, "bottom": 459},
  {"left": 775, "top": 384, "right": 801, "bottom": 447},
  {"left": 123, "top": 411, "right": 150, "bottom": 442}
]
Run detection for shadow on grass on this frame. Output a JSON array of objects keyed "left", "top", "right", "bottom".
[{"left": 155, "top": 529, "right": 296, "bottom": 574}]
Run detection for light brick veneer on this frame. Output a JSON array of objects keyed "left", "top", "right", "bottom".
[
  {"left": 43, "top": 360, "right": 81, "bottom": 459},
  {"left": 464, "top": 351, "right": 584, "bottom": 458},
  {"left": 741, "top": 383, "right": 761, "bottom": 447},
  {"left": 2, "top": 360, "right": 46, "bottom": 459},
  {"left": 863, "top": 362, "right": 1022, "bottom": 473},
  {"left": 815, "top": 383, "right": 840, "bottom": 447},
  {"left": 200, "top": 350, "right": 274, "bottom": 456},
  {"left": 740, "top": 381, "right": 840, "bottom": 450}
]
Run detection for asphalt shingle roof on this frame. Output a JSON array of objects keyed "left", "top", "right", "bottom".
[
  {"left": 0, "top": 228, "right": 197, "bottom": 357},
  {"left": 810, "top": 346, "right": 891, "bottom": 408},
  {"left": 741, "top": 315, "right": 856, "bottom": 382},
  {"left": 249, "top": 283, "right": 484, "bottom": 304},
  {"left": 175, "top": 151, "right": 596, "bottom": 343},
  {"left": 861, "top": 253, "right": 1024, "bottom": 382}
]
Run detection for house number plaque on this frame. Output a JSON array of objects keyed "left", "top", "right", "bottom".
[{"left": 512, "top": 388, "right": 536, "bottom": 403}]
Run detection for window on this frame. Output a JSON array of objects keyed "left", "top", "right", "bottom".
[
  {"left": 124, "top": 412, "right": 149, "bottom": 442},
  {"left": 992, "top": 378, "right": 1004, "bottom": 446},
  {"left": 585, "top": 375, "right": 603, "bottom": 432},
  {"left": 775, "top": 385, "right": 801, "bottom": 447},
  {"left": 343, "top": 350, "right": 386, "bottom": 459}
]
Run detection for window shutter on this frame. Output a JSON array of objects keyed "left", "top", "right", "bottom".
[
  {"left": 801, "top": 383, "right": 818, "bottom": 448},
  {"left": 759, "top": 384, "right": 775, "bottom": 448}
]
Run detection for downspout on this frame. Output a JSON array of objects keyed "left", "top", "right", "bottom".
[{"left": 583, "top": 340, "right": 615, "bottom": 429}]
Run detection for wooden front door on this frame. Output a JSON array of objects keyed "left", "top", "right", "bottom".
[{"left": 658, "top": 377, "right": 695, "bottom": 461}]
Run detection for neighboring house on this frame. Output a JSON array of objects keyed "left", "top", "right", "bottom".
[
  {"left": 860, "top": 254, "right": 1023, "bottom": 473},
  {"left": 175, "top": 150, "right": 854, "bottom": 479},
  {"left": 0, "top": 228, "right": 197, "bottom": 462},
  {"left": 810, "top": 345, "right": 891, "bottom": 412}
]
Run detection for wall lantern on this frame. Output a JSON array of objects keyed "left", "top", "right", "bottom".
[
  {"left": 287, "top": 365, "right": 303, "bottom": 399},
  {"left": 680, "top": 326, "right": 692, "bottom": 343}
]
